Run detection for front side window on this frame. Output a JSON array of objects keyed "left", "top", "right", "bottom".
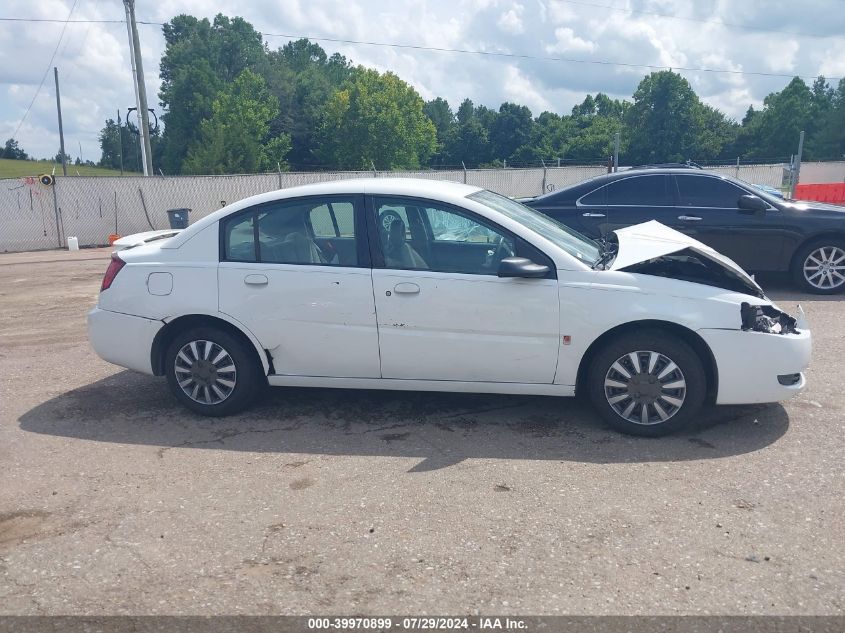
[
  {"left": 468, "top": 189, "right": 599, "bottom": 265},
  {"left": 222, "top": 196, "right": 359, "bottom": 266},
  {"left": 373, "top": 197, "right": 543, "bottom": 275},
  {"left": 675, "top": 175, "right": 748, "bottom": 208}
]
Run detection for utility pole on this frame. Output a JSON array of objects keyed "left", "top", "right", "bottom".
[
  {"left": 117, "top": 109, "right": 124, "bottom": 176},
  {"left": 613, "top": 132, "right": 620, "bottom": 173},
  {"left": 123, "top": 0, "right": 153, "bottom": 176},
  {"left": 53, "top": 67, "right": 67, "bottom": 177},
  {"left": 791, "top": 130, "right": 805, "bottom": 198}
]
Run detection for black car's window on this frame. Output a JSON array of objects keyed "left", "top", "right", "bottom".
[
  {"left": 579, "top": 185, "right": 606, "bottom": 206},
  {"left": 222, "top": 196, "right": 359, "bottom": 266},
  {"left": 605, "top": 175, "right": 670, "bottom": 206},
  {"left": 675, "top": 175, "right": 748, "bottom": 208}
]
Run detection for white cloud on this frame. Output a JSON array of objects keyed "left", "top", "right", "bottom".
[
  {"left": 497, "top": 5, "right": 524, "bottom": 35},
  {"left": 545, "top": 27, "right": 595, "bottom": 54}
]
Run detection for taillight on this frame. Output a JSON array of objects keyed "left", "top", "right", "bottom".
[{"left": 101, "top": 254, "right": 126, "bottom": 292}]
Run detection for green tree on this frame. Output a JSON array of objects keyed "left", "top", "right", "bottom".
[
  {"left": 625, "top": 71, "right": 730, "bottom": 163},
  {"left": 1, "top": 138, "right": 28, "bottom": 160},
  {"left": 97, "top": 118, "right": 161, "bottom": 172},
  {"left": 423, "top": 97, "right": 455, "bottom": 166},
  {"left": 158, "top": 14, "right": 266, "bottom": 174},
  {"left": 809, "top": 77, "right": 845, "bottom": 160},
  {"left": 490, "top": 102, "right": 533, "bottom": 163},
  {"left": 750, "top": 77, "right": 813, "bottom": 159},
  {"left": 182, "top": 70, "right": 290, "bottom": 174},
  {"left": 261, "top": 39, "right": 353, "bottom": 169},
  {"left": 317, "top": 68, "right": 437, "bottom": 169}
]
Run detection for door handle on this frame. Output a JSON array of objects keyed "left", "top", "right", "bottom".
[
  {"left": 678, "top": 215, "right": 702, "bottom": 222},
  {"left": 244, "top": 274, "right": 268, "bottom": 286},
  {"left": 393, "top": 282, "right": 420, "bottom": 295},
  {"left": 582, "top": 212, "right": 606, "bottom": 218}
]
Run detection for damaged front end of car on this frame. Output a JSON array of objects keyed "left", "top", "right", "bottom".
[{"left": 740, "top": 302, "right": 805, "bottom": 335}]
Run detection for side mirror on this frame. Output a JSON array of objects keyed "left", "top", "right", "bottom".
[
  {"left": 498, "top": 256, "right": 550, "bottom": 278},
  {"left": 738, "top": 194, "right": 767, "bottom": 214}
]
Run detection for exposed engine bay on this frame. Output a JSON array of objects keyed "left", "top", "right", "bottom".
[
  {"left": 740, "top": 302, "right": 799, "bottom": 334},
  {"left": 619, "top": 248, "right": 766, "bottom": 299}
]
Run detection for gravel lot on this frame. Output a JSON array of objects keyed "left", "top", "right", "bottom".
[{"left": 0, "top": 248, "right": 843, "bottom": 615}]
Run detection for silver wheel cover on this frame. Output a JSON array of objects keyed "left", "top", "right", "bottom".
[
  {"left": 604, "top": 350, "right": 687, "bottom": 425},
  {"left": 803, "top": 246, "right": 845, "bottom": 290},
  {"left": 174, "top": 340, "right": 237, "bottom": 405}
]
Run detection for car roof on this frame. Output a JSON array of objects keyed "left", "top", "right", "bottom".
[{"left": 165, "top": 178, "right": 483, "bottom": 249}]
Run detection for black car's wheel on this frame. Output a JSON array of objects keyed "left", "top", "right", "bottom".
[
  {"left": 587, "top": 330, "right": 706, "bottom": 437},
  {"left": 791, "top": 238, "right": 845, "bottom": 294},
  {"left": 164, "top": 326, "right": 263, "bottom": 416}
]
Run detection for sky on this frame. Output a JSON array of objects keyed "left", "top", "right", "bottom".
[{"left": 1, "top": 0, "right": 844, "bottom": 163}]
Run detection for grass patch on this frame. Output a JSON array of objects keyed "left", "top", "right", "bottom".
[{"left": 0, "top": 158, "right": 137, "bottom": 179}]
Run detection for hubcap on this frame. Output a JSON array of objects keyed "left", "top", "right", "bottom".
[
  {"left": 174, "top": 340, "right": 237, "bottom": 405},
  {"left": 803, "top": 246, "right": 845, "bottom": 290},
  {"left": 604, "top": 350, "right": 687, "bottom": 425}
]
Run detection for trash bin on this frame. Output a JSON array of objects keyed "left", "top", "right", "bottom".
[{"left": 166, "top": 208, "right": 191, "bottom": 229}]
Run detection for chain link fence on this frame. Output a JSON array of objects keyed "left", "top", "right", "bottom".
[{"left": 0, "top": 161, "right": 807, "bottom": 254}]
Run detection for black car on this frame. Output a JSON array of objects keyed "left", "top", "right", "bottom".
[{"left": 526, "top": 167, "right": 845, "bottom": 294}]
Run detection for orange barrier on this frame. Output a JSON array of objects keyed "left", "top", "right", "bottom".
[{"left": 794, "top": 182, "right": 845, "bottom": 204}]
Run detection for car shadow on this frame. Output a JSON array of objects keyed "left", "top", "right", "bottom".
[{"left": 19, "top": 371, "right": 790, "bottom": 472}]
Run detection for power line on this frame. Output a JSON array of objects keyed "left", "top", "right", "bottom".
[
  {"left": 1, "top": 16, "right": 840, "bottom": 82},
  {"left": 8, "top": 0, "right": 80, "bottom": 143},
  {"left": 550, "top": 0, "right": 833, "bottom": 39},
  {"left": 258, "top": 31, "right": 840, "bottom": 81}
]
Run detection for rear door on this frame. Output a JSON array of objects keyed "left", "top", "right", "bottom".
[
  {"left": 577, "top": 174, "right": 673, "bottom": 238},
  {"left": 218, "top": 194, "right": 380, "bottom": 378}
]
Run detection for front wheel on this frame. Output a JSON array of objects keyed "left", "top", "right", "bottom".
[
  {"left": 164, "top": 326, "right": 263, "bottom": 416},
  {"left": 587, "top": 330, "right": 706, "bottom": 437},
  {"left": 791, "top": 239, "right": 845, "bottom": 294}
]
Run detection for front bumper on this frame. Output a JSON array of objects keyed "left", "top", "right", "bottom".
[
  {"left": 697, "top": 327, "right": 811, "bottom": 405},
  {"left": 88, "top": 307, "right": 163, "bottom": 375}
]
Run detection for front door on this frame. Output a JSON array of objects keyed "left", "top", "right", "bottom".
[
  {"left": 368, "top": 196, "right": 560, "bottom": 383},
  {"left": 665, "top": 174, "right": 786, "bottom": 271},
  {"left": 218, "top": 194, "right": 380, "bottom": 378}
]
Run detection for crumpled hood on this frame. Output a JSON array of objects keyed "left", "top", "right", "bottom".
[{"left": 609, "top": 220, "right": 762, "bottom": 290}]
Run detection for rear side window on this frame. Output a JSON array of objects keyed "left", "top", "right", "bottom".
[
  {"left": 221, "top": 196, "right": 360, "bottom": 266},
  {"left": 604, "top": 175, "right": 670, "bottom": 206},
  {"left": 223, "top": 215, "right": 257, "bottom": 262},
  {"left": 675, "top": 175, "right": 747, "bottom": 208}
]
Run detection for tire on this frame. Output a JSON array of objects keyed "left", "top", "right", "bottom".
[
  {"left": 587, "top": 329, "right": 707, "bottom": 437},
  {"left": 164, "top": 326, "right": 264, "bottom": 416},
  {"left": 790, "top": 238, "right": 845, "bottom": 294}
]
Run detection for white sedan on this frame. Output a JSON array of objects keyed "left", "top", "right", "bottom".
[{"left": 88, "top": 179, "right": 811, "bottom": 436}]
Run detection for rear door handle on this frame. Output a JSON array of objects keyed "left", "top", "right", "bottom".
[
  {"left": 393, "top": 282, "right": 420, "bottom": 295},
  {"left": 582, "top": 212, "right": 606, "bottom": 218},
  {"left": 244, "top": 274, "right": 268, "bottom": 286},
  {"left": 678, "top": 215, "right": 702, "bottom": 222}
]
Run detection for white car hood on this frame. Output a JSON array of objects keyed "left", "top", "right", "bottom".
[
  {"left": 112, "top": 229, "right": 182, "bottom": 251},
  {"left": 609, "top": 220, "right": 757, "bottom": 284}
]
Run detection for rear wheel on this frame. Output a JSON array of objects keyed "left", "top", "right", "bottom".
[
  {"left": 791, "top": 239, "right": 845, "bottom": 294},
  {"left": 165, "top": 326, "right": 263, "bottom": 416},
  {"left": 587, "top": 330, "right": 706, "bottom": 437}
]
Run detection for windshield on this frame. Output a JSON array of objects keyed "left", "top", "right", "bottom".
[{"left": 468, "top": 189, "right": 601, "bottom": 265}]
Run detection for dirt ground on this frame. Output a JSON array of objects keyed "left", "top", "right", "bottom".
[{"left": 0, "top": 247, "right": 842, "bottom": 615}]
